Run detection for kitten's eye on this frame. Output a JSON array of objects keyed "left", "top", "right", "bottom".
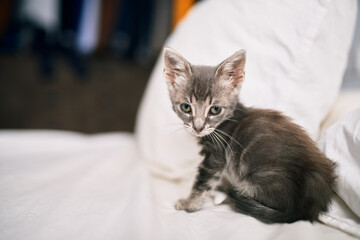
[
  {"left": 209, "top": 106, "right": 221, "bottom": 115},
  {"left": 180, "top": 103, "right": 192, "bottom": 113}
]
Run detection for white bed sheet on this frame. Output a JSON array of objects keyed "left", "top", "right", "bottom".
[{"left": 0, "top": 130, "right": 357, "bottom": 240}]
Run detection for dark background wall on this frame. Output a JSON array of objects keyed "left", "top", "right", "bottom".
[{"left": 0, "top": 53, "right": 153, "bottom": 133}]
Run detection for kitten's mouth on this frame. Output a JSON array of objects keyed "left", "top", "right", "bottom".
[
  {"left": 192, "top": 131, "right": 210, "bottom": 137},
  {"left": 184, "top": 125, "right": 214, "bottom": 137}
]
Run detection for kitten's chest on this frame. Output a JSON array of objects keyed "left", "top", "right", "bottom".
[
  {"left": 200, "top": 130, "right": 241, "bottom": 162},
  {"left": 200, "top": 134, "right": 250, "bottom": 185},
  {"left": 200, "top": 136, "right": 227, "bottom": 156}
]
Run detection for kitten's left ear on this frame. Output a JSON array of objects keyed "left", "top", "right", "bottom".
[{"left": 215, "top": 50, "right": 246, "bottom": 88}]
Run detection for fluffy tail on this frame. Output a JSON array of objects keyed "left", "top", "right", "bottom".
[{"left": 226, "top": 188, "right": 300, "bottom": 224}]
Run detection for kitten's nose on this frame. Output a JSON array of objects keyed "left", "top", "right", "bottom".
[{"left": 194, "top": 127, "right": 204, "bottom": 133}]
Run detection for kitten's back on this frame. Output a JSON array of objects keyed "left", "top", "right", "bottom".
[{"left": 218, "top": 104, "right": 336, "bottom": 223}]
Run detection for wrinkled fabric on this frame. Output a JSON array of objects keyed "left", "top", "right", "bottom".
[
  {"left": 319, "top": 108, "right": 360, "bottom": 238},
  {"left": 0, "top": 130, "right": 358, "bottom": 240}
]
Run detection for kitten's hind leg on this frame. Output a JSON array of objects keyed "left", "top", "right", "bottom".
[
  {"left": 175, "top": 155, "right": 224, "bottom": 212},
  {"left": 211, "top": 190, "right": 228, "bottom": 205}
]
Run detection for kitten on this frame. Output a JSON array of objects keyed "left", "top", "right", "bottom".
[{"left": 163, "top": 47, "right": 337, "bottom": 223}]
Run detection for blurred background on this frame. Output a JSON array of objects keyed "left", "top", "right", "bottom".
[
  {"left": 0, "top": 0, "right": 359, "bottom": 133},
  {"left": 0, "top": 0, "right": 199, "bottom": 133}
]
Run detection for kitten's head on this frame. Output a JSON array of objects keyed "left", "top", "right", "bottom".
[{"left": 163, "top": 48, "right": 246, "bottom": 137}]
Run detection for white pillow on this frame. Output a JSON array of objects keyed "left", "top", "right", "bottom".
[
  {"left": 135, "top": 0, "right": 357, "bottom": 180},
  {"left": 319, "top": 108, "right": 360, "bottom": 237}
]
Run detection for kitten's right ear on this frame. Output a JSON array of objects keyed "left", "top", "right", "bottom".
[{"left": 163, "top": 47, "right": 192, "bottom": 86}]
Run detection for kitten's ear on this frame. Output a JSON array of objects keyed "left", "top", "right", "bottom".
[
  {"left": 163, "top": 47, "right": 192, "bottom": 86},
  {"left": 215, "top": 50, "right": 246, "bottom": 88}
]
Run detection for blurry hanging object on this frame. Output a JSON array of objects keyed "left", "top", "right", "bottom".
[
  {"left": 0, "top": 0, "right": 18, "bottom": 52},
  {"left": 59, "top": 0, "right": 88, "bottom": 77},
  {"left": 20, "top": 0, "right": 59, "bottom": 31},
  {"left": 60, "top": 0, "right": 84, "bottom": 52},
  {"left": 20, "top": 0, "right": 60, "bottom": 77},
  {"left": 76, "top": 0, "right": 101, "bottom": 55},
  {"left": 133, "top": 0, "right": 155, "bottom": 63},
  {"left": 110, "top": 0, "right": 155, "bottom": 63},
  {"left": 97, "top": 0, "right": 119, "bottom": 53},
  {"left": 172, "top": 0, "right": 195, "bottom": 30},
  {"left": 150, "top": 0, "right": 172, "bottom": 55},
  {"left": 0, "top": 0, "right": 15, "bottom": 40}
]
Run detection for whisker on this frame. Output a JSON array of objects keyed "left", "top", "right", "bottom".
[
  {"left": 210, "top": 132, "right": 223, "bottom": 152},
  {"left": 211, "top": 132, "right": 223, "bottom": 150},
  {"left": 214, "top": 130, "right": 234, "bottom": 158},
  {"left": 215, "top": 129, "right": 245, "bottom": 151},
  {"left": 215, "top": 129, "right": 249, "bottom": 160},
  {"left": 208, "top": 133, "right": 217, "bottom": 147}
]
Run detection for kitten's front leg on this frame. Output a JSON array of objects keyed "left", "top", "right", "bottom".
[
  {"left": 174, "top": 191, "right": 208, "bottom": 212},
  {"left": 175, "top": 155, "right": 222, "bottom": 212}
]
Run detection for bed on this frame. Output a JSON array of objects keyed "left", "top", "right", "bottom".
[{"left": 1, "top": 0, "right": 360, "bottom": 239}]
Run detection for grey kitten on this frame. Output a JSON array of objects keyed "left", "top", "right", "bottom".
[{"left": 163, "top": 47, "right": 336, "bottom": 223}]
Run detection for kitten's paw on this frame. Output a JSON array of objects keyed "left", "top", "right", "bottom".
[
  {"left": 174, "top": 198, "right": 189, "bottom": 211},
  {"left": 174, "top": 198, "right": 199, "bottom": 212}
]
